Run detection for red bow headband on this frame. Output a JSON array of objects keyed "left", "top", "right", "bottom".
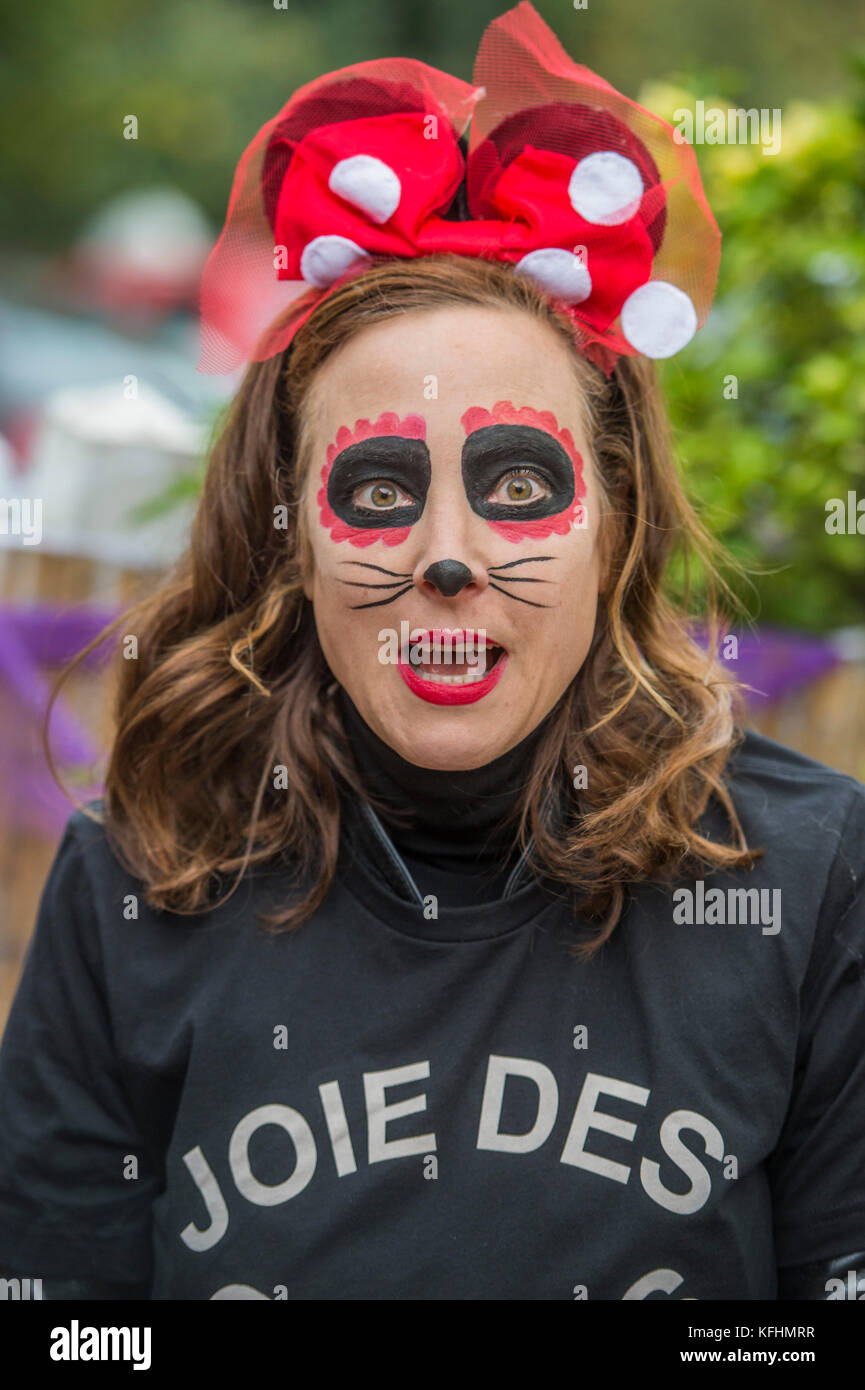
[{"left": 198, "top": 1, "right": 720, "bottom": 377}]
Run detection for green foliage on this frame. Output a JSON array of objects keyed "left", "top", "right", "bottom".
[
  {"left": 0, "top": 0, "right": 327, "bottom": 248},
  {"left": 642, "top": 74, "right": 865, "bottom": 630},
  {"left": 3, "top": 2, "right": 862, "bottom": 631},
  {"left": 137, "top": 73, "right": 865, "bottom": 632}
]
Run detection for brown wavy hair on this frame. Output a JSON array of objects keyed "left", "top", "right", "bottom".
[{"left": 52, "top": 254, "right": 761, "bottom": 956}]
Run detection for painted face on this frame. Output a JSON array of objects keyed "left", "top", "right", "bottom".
[
  {"left": 318, "top": 411, "right": 430, "bottom": 547},
  {"left": 316, "top": 404, "right": 585, "bottom": 549},
  {"left": 459, "top": 401, "right": 587, "bottom": 542},
  {"left": 301, "top": 304, "right": 605, "bottom": 771}
]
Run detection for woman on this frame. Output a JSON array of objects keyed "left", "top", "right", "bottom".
[{"left": 1, "top": 4, "right": 863, "bottom": 1301}]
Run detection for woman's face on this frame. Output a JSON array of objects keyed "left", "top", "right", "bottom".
[{"left": 301, "top": 304, "right": 606, "bottom": 770}]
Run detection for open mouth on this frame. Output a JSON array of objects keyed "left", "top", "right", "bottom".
[
  {"left": 408, "top": 636, "right": 507, "bottom": 685},
  {"left": 397, "top": 630, "right": 509, "bottom": 705}
]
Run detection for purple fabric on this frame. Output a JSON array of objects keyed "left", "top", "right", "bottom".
[
  {"left": 0, "top": 604, "right": 119, "bottom": 835},
  {"left": 0, "top": 603, "right": 843, "bottom": 835},
  {"left": 4, "top": 604, "right": 119, "bottom": 669},
  {"left": 690, "top": 624, "right": 840, "bottom": 704}
]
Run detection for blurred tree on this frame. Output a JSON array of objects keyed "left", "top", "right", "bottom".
[
  {"left": 643, "top": 63, "right": 865, "bottom": 630},
  {"left": 2, "top": 0, "right": 865, "bottom": 248},
  {"left": 2, "top": 0, "right": 863, "bottom": 632},
  {"left": 0, "top": 0, "right": 326, "bottom": 248}
]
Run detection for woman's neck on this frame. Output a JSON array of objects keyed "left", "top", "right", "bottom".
[{"left": 336, "top": 687, "right": 553, "bottom": 898}]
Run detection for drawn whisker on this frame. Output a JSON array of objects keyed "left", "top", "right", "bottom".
[
  {"left": 485, "top": 574, "right": 550, "bottom": 585},
  {"left": 338, "top": 579, "right": 408, "bottom": 590},
  {"left": 488, "top": 581, "right": 550, "bottom": 609},
  {"left": 488, "top": 556, "right": 555, "bottom": 572},
  {"left": 338, "top": 561, "right": 412, "bottom": 578},
  {"left": 350, "top": 584, "right": 414, "bottom": 610}
]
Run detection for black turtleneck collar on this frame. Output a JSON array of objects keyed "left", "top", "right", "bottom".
[{"left": 336, "top": 687, "right": 554, "bottom": 905}]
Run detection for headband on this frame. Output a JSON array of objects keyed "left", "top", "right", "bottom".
[{"left": 198, "top": 1, "right": 720, "bottom": 377}]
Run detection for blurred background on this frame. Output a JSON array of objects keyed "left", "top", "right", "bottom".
[{"left": 1, "top": 0, "right": 865, "bottom": 1029}]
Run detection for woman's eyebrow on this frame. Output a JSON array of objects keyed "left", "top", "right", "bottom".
[
  {"left": 461, "top": 402, "right": 565, "bottom": 438},
  {"left": 325, "top": 411, "right": 426, "bottom": 463},
  {"left": 459, "top": 423, "right": 574, "bottom": 461},
  {"left": 328, "top": 435, "right": 431, "bottom": 473},
  {"left": 460, "top": 402, "right": 583, "bottom": 470}
]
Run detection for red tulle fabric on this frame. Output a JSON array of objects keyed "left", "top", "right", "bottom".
[{"left": 198, "top": 2, "right": 720, "bottom": 376}]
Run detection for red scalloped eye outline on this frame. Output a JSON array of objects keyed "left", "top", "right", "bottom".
[
  {"left": 460, "top": 400, "right": 587, "bottom": 542},
  {"left": 317, "top": 411, "right": 427, "bottom": 547}
]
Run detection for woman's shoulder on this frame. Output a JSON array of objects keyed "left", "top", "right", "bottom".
[
  {"left": 39, "top": 803, "right": 174, "bottom": 945},
  {"left": 53, "top": 800, "right": 302, "bottom": 929},
  {"left": 720, "top": 725, "right": 865, "bottom": 924},
  {"left": 726, "top": 724, "right": 865, "bottom": 819},
  {"left": 52, "top": 800, "right": 130, "bottom": 890}
]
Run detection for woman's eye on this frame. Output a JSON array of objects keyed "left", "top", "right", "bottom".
[
  {"left": 352, "top": 480, "right": 415, "bottom": 510},
  {"left": 488, "top": 469, "right": 551, "bottom": 506}
]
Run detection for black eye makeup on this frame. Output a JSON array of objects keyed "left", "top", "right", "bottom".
[
  {"left": 325, "top": 436, "right": 432, "bottom": 530},
  {"left": 460, "top": 424, "right": 576, "bottom": 521},
  {"left": 487, "top": 468, "right": 552, "bottom": 506}
]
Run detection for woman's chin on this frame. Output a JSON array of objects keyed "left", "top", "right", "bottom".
[
  {"left": 392, "top": 731, "right": 512, "bottom": 772},
  {"left": 360, "top": 692, "right": 521, "bottom": 771}
]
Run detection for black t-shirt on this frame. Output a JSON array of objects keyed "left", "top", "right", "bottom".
[{"left": 1, "top": 728, "right": 864, "bottom": 1300}]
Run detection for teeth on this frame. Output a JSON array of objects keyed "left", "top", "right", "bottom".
[
  {"left": 415, "top": 666, "right": 489, "bottom": 685},
  {"left": 408, "top": 652, "right": 490, "bottom": 681},
  {"left": 404, "top": 638, "right": 505, "bottom": 684}
]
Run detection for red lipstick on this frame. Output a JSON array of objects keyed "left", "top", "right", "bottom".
[{"left": 396, "top": 630, "right": 508, "bottom": 706}]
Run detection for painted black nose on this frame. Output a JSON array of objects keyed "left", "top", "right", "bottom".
[{"left": 423, "top": 559, "right": 473, "bottom": 596}]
